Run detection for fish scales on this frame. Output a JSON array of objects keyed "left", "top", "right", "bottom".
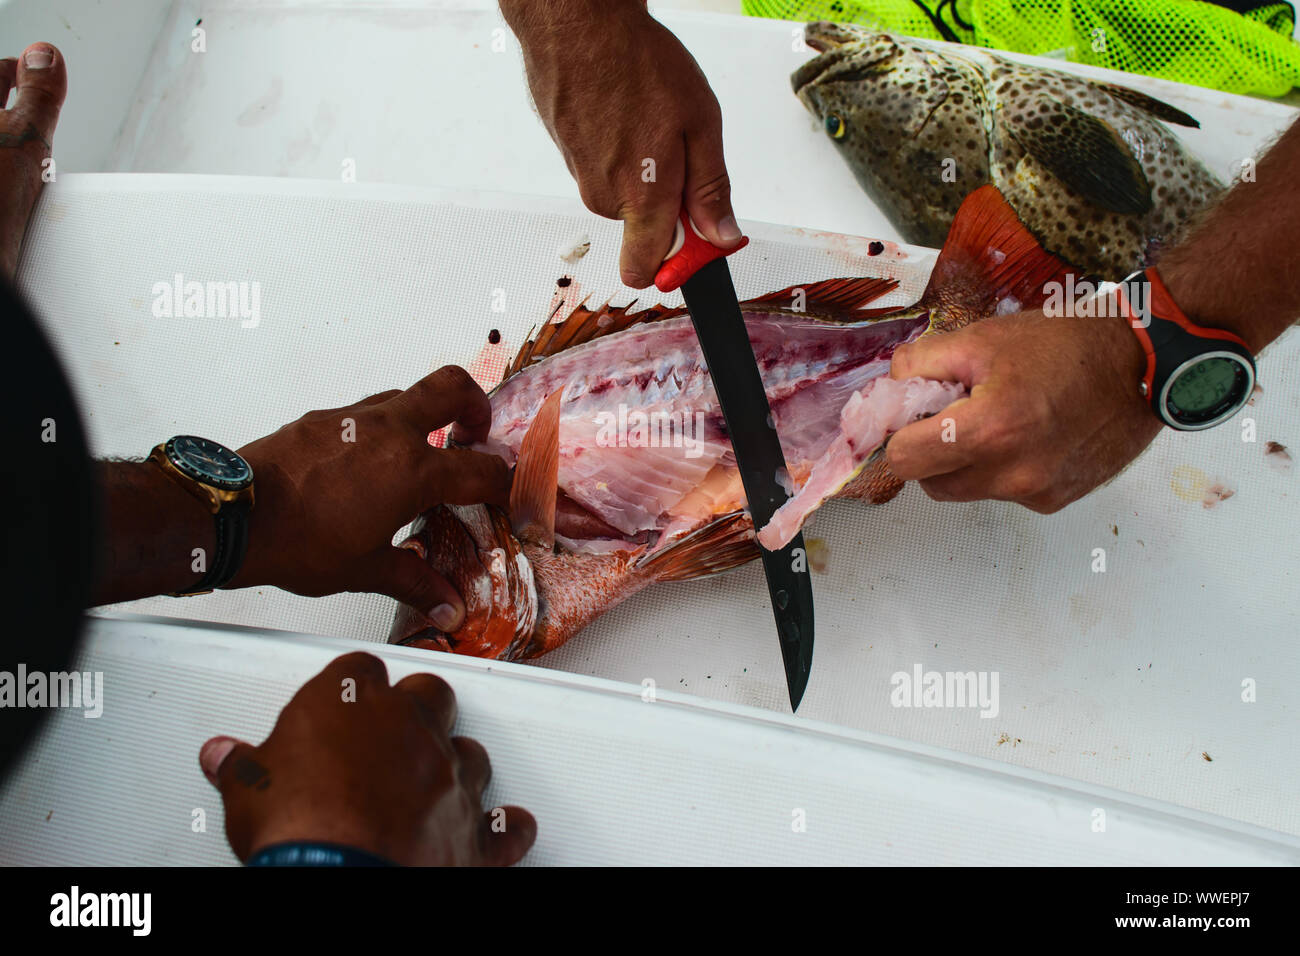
[{"left": 792, "top": 23, "right": 1222, "bottom": 277}]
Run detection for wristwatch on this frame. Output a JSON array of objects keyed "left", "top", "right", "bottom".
[
  {"left": 1118, "top": 267, "right": 1256, "bottom": 431},
  {"left": 147, "top": 436, "right": 255, "bottom": 596}
]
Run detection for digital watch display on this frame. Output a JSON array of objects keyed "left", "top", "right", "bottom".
[{"left": 1118, "top": 268, "right": 1256, "bottom": 431}]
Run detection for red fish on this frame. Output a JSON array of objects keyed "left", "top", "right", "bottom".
[{"left": 391, "top": 186, "right": 1073, "bottom": 659}]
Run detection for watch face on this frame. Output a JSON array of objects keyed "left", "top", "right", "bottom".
[
  {"left": 1162, "top": 353, "right": 1253, "bottom": 429},
  {"left": 167, "top": 436, "right": 253, "bottom": 489}
]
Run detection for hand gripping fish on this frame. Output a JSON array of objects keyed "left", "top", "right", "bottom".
[{"left": 390, "top": 186, "right": 1074, "bottom": 660}]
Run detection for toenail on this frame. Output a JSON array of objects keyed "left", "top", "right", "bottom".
[{"left": 24, "top": 49, "right": 53, "bottom": 70}]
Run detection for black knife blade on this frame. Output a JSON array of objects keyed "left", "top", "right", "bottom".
[{"left": 679, "top": 257, "right": 815, "bottom": 711}]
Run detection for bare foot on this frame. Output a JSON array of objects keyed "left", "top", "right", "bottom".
[{"left": 1, "top": 43, "right": 67, "bottom": 280}]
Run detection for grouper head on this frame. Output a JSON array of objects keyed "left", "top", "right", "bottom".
[{"left": 791, "top": 23, "right": 991, "bottom": 248}]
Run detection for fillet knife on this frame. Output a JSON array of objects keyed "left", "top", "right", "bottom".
[{"left": 655, "top": 211, "right": 815, "bottom": 711}]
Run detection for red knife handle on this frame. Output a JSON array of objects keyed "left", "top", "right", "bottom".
[{"left": 653, "top": 210, "right": 749, "bottom": 293}]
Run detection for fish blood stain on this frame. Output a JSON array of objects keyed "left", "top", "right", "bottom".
[
  {"left": 868, "top": 241, "right": 884, "bottom": 256},
  {"left": 557, "top": 276, "right": 572, "bottom": 287},
  {"left": 488, "top": 329, "right": 501, "bottom": 344}
]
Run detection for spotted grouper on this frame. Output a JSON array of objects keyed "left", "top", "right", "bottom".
[
  {"left": 389, "top": 185, "right": 1077, "bottom": 661},
  {"left": 791, "top": 22, "right": 1222, "bottom": 277}
]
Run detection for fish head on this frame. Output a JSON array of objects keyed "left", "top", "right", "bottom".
[
  {"left": 387, "top": 500, "right": 653, "bottom": 662},
  {"left": 389, "top": 386, "right": 562, "bottom": 660},
  {"left": 793, "top": 27, "right": 933, "bottom": 138},
  {"left": 388, "top": 503, "right": 541, "bottom": 661},
  {"left": 792, "top": 25, "right": 991, "bottom": 247}
]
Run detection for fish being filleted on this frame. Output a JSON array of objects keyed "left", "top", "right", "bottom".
[
  {"left": 389, "top": 185, "right": 1077, "bottom": 661},
  {"left": 791, "top": 22, "right": 1222, "bottom": 277}
]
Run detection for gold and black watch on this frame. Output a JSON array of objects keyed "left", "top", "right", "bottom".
[{"left": 147, "top": 436, "right": 255, "bottom": 596}]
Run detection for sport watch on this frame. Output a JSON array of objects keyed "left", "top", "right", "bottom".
[
  {"left": 1118, "top": 267, "right": 1256, "bottom": 431},
  {"left": 147, "top": 436, "right": 255, "bottom": 596}
]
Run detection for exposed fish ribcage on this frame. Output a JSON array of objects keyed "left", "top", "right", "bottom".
[{"left": 479, "top": 311, "right": 931, "bottom": 550}]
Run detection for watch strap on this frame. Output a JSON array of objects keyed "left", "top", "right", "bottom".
[
  {"left": 1118, "top": 267, "right": 1252, "bottom": 402},
  {"left": 1117, "top": 268, "right": 1256, "bottom": 430},
  {"left": 246, "top": 841, "right": 397, "bottom": 867},
  {"left": 170, "top": 500, "right": 250, "bottom": 596},
  {"left": 150, "top": 438, "right": 254, "bottom": 597}
]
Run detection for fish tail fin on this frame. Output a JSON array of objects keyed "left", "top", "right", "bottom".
[
  {"left": 637, "top": 511, "right": 760, "bottom": 583},
  {"left": 920, "top": 184, "right": 1074, "bottom": 324},
  {"left": 835, "top": 454, "right": 905, "bottom": 505},
  {"left": 509, "top": 389, "right": 562, "bottom": 547}
]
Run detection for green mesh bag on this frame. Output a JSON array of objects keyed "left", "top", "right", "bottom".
[{"left": 742, "top": 0, "right": 1300, "bottom": 96}]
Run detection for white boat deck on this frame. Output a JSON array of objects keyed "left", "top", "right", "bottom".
[{"left": 0, "top": 0, "right": 1296, "bottom": 863}]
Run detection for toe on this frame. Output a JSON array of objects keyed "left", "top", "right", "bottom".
[{"left": 13, "top": 43, "right": 66, "bottom": 145}]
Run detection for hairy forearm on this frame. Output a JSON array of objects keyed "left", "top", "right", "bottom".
[
  {"left": 91, "top": 461, "right": 214, "bottom": 605},
  {"left": 500, "top": 0, "right": 647, "bottom": 35},
  {"left": 1158, "top": 117, "right": 1300, "bottom": 354}
]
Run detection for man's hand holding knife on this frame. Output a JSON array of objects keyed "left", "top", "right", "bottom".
[
  {"left": 503, "top": 1, "right": 814, "bottom": 708},
  {"left": 500, "top": 0, "right": 743, "bottom": 288}
]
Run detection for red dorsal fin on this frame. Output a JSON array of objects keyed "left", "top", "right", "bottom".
[
  {"left": 504, "top": 276, "right": 901, "bottom": 380},
  {"left": 919, "top": 184, "right": 1075, "bottom": 323},
  {"left": 742, "top": 276, "right": 900, "bottom": 317},
  {"left": 509, "top": 389, "right": 562, "bottom": 547},
  {"left": 505, "top": 298, "right": 685, "bottom": 379}
]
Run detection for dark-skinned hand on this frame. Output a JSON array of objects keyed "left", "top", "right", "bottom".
[
  {"left": 199, "top": 651, "right": 537, "bottom": 866},
  {"left": 229, "top": 366, "right": 508, "bottom": 632}
]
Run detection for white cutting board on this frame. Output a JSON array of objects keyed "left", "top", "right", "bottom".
[
  {"left": 14, "top": 172, "right": 1300, "bottom": 843},
  {"left": 1, "top": 615, "right": 1295, "bottom": 865}
]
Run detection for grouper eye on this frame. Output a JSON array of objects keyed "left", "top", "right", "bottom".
[{"left": 824, "top": 114, "right": 847, "bottom": 140}]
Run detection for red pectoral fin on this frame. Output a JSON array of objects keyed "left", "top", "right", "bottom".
[{"left": 509, "top": 389, "right": 562, "bottom": 548}]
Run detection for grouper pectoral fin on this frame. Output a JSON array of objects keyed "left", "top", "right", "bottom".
[{"left": 1006, "top": 96, "right": 1153, "bottom": 216}]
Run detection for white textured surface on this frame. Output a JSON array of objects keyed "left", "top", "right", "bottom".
[
  {"left": 5, "top": 1, "right": 1300, "bottom": 860},
  {"left": 102, "top": 2, "right": 1298, "bottom": 242},
  {"left": 14, "top": 173, "right": 1300, "bottom": 845},
  {"left": 1, "top": 616, "right": 1295, "bottom": 866}
]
